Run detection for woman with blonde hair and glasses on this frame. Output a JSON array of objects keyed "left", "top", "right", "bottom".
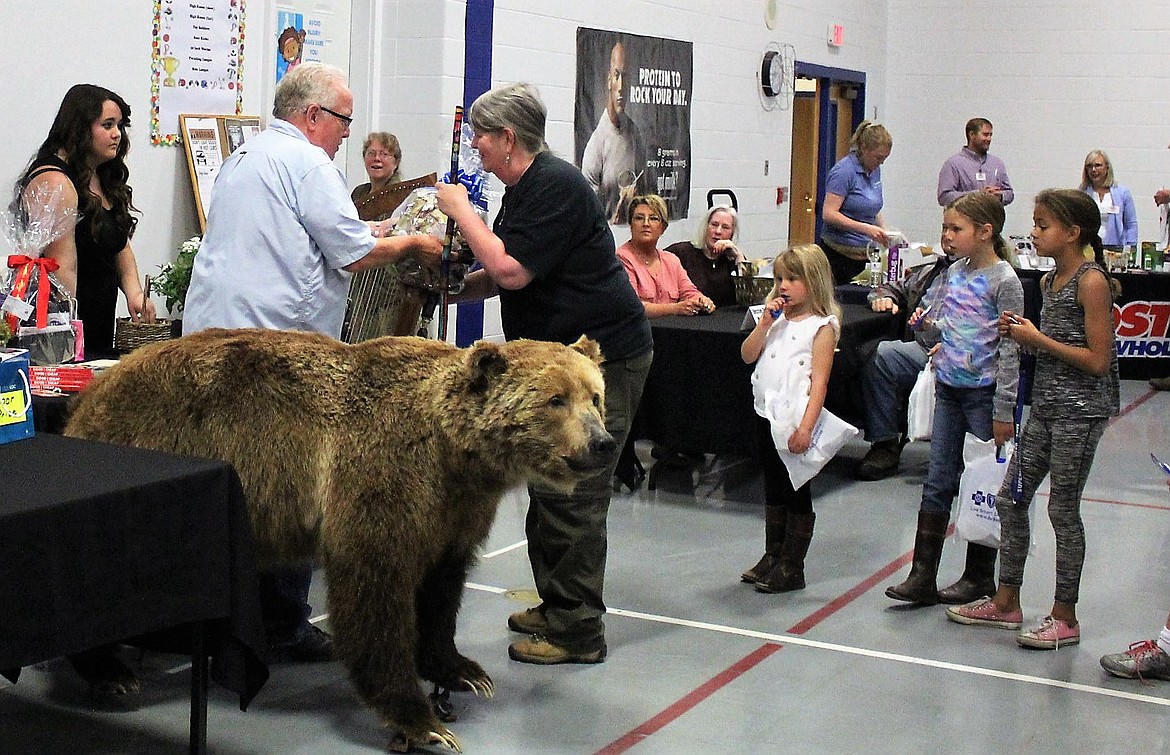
[
  {"left": 819, "top": 120, "right": 893, "bottom": 285},
  {"left": 618, "top": 193, "right": 714, "bottom": 317},
  {"left": 1079, "top": 149, "right": 1137, "bottom": 249}
]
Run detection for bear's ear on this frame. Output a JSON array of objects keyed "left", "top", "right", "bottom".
[
  {"left": 466, "top": 341, "right": 508, "bottom": 393},
  {"left": 569, "top": 335, "right": 604, "bottom": 366}
]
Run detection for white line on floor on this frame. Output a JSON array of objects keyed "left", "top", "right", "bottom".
[
  {"left": 464, "top": 582, "right": 1170, "bottom": 708},
  {"left": 480, "top": 540, "right": 527, "bottom": 559}
]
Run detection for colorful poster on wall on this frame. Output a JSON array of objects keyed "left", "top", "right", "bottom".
[
  {"left": 575, "top": 28, "right": 692, "bottom": 223},
  {"left": 276, "top": 10, "right": 327, "bottom": 84},
  {"left": 151, "top": 0, "right": 245, "bottom": 145}
]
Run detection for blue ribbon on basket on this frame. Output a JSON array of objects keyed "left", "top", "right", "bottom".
[{"left": 442, "top": 169, "right": 488, "bottom": 212}]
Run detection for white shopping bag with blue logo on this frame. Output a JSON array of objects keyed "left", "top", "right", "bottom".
[{"left": 954, "top": 433, "right": 1011, "bottom": 548}]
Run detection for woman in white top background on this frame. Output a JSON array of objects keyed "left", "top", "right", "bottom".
[{"left": 1080, "top": 149, "right": 1137, "bottom": 248}]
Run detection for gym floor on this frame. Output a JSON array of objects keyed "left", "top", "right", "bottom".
[{"left": 3, "top": 379, "right": 1169, "bottom": 754}]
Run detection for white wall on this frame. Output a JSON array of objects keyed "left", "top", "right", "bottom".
[
  {"left": 884, "top": 0, "right": 1170, "bottom": 247},
  {"left": 7, "top": 0, "right": 1168, "bottom": 326},
  {"left": 481, "top": 0, "right": 890, "bottom": 261}
]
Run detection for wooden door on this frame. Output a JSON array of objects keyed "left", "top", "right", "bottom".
[{"left": 788, "top": 93, "right": 819, "bottom": 244}]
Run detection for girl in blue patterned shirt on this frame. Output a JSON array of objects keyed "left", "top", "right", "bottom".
[{"left": 886, "top": 191, "right": 1023, "bottom": 606}]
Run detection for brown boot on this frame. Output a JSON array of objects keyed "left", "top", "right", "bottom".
[
  {"left": 741, "top": 505, "right": 786, "bottom": 583},
  {"left": 856, "top": 439, "right": 903, "bottom": 481},
  {"left": 885, "top": 511, "right": 949, "bottom": 605},
  {"left": 756, "top": 511, "right": 815, "bottom": 593},
  {"left": 937, "top": 543, "right": 998, "bottom": 604}
]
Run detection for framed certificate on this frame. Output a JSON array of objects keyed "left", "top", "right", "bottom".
[{"left": 178, "top": 114, "right": 261, "bottom": 231}]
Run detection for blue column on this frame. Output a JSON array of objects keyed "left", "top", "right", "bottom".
[{"left": 454, "top": 0, "right": 494, "bottom": 346}]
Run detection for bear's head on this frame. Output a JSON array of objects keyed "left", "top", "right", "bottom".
[{"left": 454, "top": 336, "right": 616, "bottom": 491}]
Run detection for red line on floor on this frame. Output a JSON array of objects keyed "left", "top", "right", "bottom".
[
  {"left": 595, "top": 389, "right": 1164, "bottom": 754},
  {"left": 593, "top": 643, "right": 782, "bottom": 755},
  {"left": 594, "top": 529, "right": 946, "bottom": 754}
]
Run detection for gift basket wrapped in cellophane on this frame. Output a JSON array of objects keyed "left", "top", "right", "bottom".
[
  {"left": 1, "top": 183, "right": 80, "bottom": 365},
  {"left": 342, "top": 124, "right": 494, "bottom": 342},
  {"left": 732, "top": 258, "right": 775, "bottom": 306}
]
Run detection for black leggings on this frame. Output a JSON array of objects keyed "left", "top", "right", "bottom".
[{"left": 755, "top": 417, "right": 813, "bottom": 514}]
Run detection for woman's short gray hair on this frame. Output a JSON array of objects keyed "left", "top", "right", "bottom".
[
  {"left": 273, "top": 63, "right": 349, "bottom": 120},
  {"left": 468, "top": 82, "right": 549, "bottom": 155}
]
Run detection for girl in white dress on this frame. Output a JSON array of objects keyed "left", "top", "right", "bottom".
[{"left": 739, "top": 244, "right": 842, "bottom": 593}]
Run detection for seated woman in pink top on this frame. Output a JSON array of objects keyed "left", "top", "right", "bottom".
[{"left": 617, "top": 194, "right": 715, "bottom": 318}]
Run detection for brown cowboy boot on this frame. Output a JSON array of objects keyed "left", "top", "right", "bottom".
[
  {"left": 937, "top": 543, "right": 998, "bottom": 604},
  {"left": 885, "top": 510, "right": 949, "bottom": 605},
  {"left": 741, "top": 505, "right": 786, "bottom": 584},
  {"left": 755, "top": 511, "right": 815, "bottom": 593}
]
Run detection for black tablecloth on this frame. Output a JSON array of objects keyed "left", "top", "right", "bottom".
[
  {"left": 0, "top": 433, "right": 268, "bottom": 709},
  {"left": 637, "top": 303, "right": 897, "bottom": 458}
]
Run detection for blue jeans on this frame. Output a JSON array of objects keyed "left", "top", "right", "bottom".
[
  {"left": 861, "top": 339, "right": 929, "bottom": 443},
  {"left": 920, "top": 382, "right": 994, "bottom": 515}
]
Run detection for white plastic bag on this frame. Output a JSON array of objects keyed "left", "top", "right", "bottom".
[
  {"left": 955, "top": 433, "right": 1012, "bottom": 548},
  {"left": 906, "top": 359, "right": 935, "bottom": 441},
  {"left": 762, "top": 390, "right": 859, "bottom": 488}
]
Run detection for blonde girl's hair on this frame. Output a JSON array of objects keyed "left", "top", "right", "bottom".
[
  {"left": 848, "top": 120, "right": 892, "bottom": 154},
  {"left": 767, "top": 244, "right": 842, "bottom": 330},
  {"left": 945, "top": 191, "right": 1010, "bottom": 261}
]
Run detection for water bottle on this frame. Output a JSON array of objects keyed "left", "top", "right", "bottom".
[{"left": 867, "top": 243, "right": 883, "bottom": 288}]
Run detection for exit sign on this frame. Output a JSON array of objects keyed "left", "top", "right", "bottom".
[{"left": 828, "top": 24, "right": 845, "bottom": 47}]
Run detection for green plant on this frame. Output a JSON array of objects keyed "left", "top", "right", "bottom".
[{"left": 154, "top": 235, "right": 201, "bottom": 314}]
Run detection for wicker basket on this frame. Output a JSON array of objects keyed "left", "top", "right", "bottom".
[
  {"left": 113, "top": 318, "right": 174, "bottom": 354},
  {"left": 732, "top": 272, "right": 774, "bottom": 306}
]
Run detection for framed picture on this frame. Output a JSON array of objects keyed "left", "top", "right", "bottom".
[{"left": 178, "top": 114, "right": 261, "bottom": 231}]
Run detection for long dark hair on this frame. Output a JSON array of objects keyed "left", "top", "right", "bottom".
[
  {"left": 18, "top": 84, "right": 138, "bottom": 240},
  {"left": 1034, "top": 188, "right": 1118, "bottom": 299}
]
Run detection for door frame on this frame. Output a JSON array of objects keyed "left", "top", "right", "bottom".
[{"left": 792, "top": 62, "right": 867, "bottom": 243}]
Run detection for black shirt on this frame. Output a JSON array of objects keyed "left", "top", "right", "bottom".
[{"left": 493, "top": 151, "right": 651, "bottom": 361}]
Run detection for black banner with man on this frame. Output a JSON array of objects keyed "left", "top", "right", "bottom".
[{"left": 574, "top": 27, "right": 692, "bottom": 223}]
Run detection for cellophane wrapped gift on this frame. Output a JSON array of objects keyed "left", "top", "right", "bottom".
[
  {"left": 390, "top": 123, "right": 493, "bottom": 295},
  {"left": 389, "top": 188, "right": 475, "bottom": 294},
  {"left": 1, "top": 183, "right": 79, "bottom": 365}
]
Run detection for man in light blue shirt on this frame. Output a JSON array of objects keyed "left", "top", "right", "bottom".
[
  {"left": 183, "top": 63, "right": 441, "bottom": 664},
  {"left": 184, "top": 64, "right": 441, "bottom": 339},
  {"left": 937, "top": 118, "right": 1014, "bottom": 207}
]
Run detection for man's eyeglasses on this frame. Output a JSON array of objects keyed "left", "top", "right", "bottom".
[{"left": 318, "top": 105, "right": 353, "bottom": 126}]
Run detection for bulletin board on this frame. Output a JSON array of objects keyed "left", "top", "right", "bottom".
[{"left": 179, "top": 114, "right": 262, "bottom": 231}]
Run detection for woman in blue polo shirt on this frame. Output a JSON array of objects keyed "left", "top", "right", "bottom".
[{"left": 819, "top": 121, "right": 894, "bottom": 285}]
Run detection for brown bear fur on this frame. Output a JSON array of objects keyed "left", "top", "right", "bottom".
[{"left": 64, "top": 328, "right": 614, "bottom": 747}]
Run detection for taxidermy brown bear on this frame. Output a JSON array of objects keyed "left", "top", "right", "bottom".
[{"left": 65, "top": 328, "right": 615, "bottom": 752}]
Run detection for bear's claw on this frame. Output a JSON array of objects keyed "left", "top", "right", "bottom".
[
  {"left": 388, "top": 727, "right": 462, "bottom": 753},
  {"left": 461, "top": 677, "right": 495, "bottom": 698}
]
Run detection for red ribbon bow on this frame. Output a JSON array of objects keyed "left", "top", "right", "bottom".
[{"left": 6, "top": 254, "right": 61, "bottom": 331}]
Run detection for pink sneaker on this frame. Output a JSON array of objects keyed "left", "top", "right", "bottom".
[
  {"left": 1017, "top": 616, "right": 1080, "bottom": 649},
  {"left": 945, "top": 597, "right": 1024, "bottom": 629}
]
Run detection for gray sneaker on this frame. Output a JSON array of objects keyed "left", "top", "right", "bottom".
[{"left": 1100, "top": 640, "right": 1170, "bottom": 680}]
